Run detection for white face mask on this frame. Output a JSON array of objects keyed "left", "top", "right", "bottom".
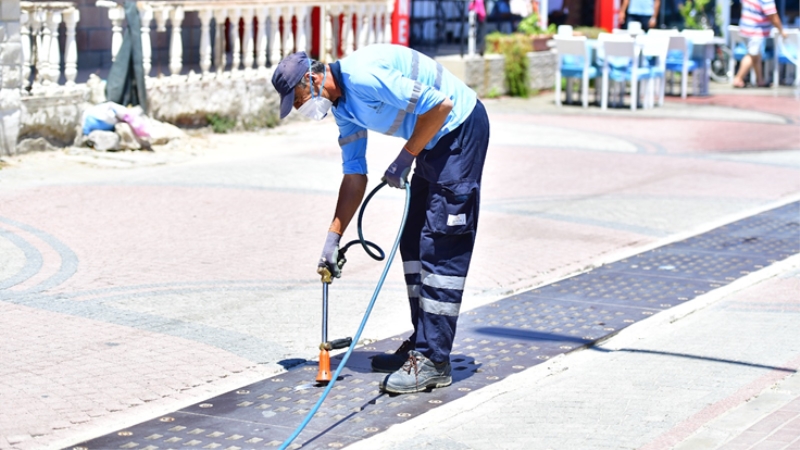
[
  {"left": 298, "top": 96, "right": 332, "bottom": 121},
  {"left": 297, "top": 64, "right": 331, "bottom": 121}
]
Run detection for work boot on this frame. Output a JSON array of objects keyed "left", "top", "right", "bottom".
[
  {"left": 370, "top": 339, "right": 414, "bottom": 373},
  {"left": 380, "top": 350, "right": 452, "bottom": 394}
]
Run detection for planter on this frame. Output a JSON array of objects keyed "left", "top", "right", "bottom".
[{"left": 531, "top": 35, "right": 553, "bottom": 52}]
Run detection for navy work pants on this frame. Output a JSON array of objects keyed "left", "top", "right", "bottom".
[{"left": 400, "top": 100, "right": 490, "bottom": 364}]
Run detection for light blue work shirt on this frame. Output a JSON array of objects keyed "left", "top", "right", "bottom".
[
  {"left": 329, "top": 44, "right": 477, "bottom": 175},
  {"left": 627, "top": 0, "right": 655, "bottom": 16}
]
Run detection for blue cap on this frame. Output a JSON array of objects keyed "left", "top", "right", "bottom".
[{"left": 271, "top": 51, "right": 310, "bottom": 119}]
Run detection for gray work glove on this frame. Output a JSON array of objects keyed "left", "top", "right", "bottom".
[
  {"left": 382, "top": 148, "right": 415, "bottom": 189},
  {"left": 318, "top": 231, "right": 343, "bottom": 279}
]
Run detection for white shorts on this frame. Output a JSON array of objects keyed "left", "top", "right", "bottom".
[{"left": 747, "top": 36, "right": 765, "bottom": 56}]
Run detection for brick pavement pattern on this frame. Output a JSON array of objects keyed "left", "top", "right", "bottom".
[{"left": 0, "top": 86, "right": 798, "bottom": 449}]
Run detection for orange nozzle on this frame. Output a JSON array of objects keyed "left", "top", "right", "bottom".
[{"left": 316, "top": 349, "right": 332, "bottom": 384}]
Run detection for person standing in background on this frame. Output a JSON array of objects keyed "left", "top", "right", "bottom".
[
  {"left": 733, "top": 0, "right": 787, "bottom": 87},
  {"left": 619, "top": 0, "right": 660, "bottom": 31}
]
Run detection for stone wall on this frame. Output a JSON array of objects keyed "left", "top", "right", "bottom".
[
  {"left": 19, "top": 88, "right": 89, "bottom": 148},
  {"left": 0, "top": 0, "right": 22, "bottom": 157},
  {"left": 438, "top": 54, "right": 506, "bottom": 97},
  {"left": 528, "top": 50, "right": 557, "bottom": 91},
  {"left": 437, "top": 50, "right": 557, "bottom": 97},
  {"left": 146, "top": 74, "right": 280, "bottom": 129}
]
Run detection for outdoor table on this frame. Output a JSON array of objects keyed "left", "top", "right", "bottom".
[{"left": 688, "top": 36, "right": 726, "bottom": 96}]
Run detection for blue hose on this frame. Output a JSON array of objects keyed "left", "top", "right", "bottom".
[{"left": 279, "top": 181, "right": 411, "bottom": 450}]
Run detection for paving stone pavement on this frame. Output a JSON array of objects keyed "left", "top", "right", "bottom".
[{"left": 0, "top": 85, "right": 798, "bottom": 449}]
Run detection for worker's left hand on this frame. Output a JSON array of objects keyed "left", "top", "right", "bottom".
[
  {"left": 318, "top": 231, "right": 343, "bottom": 279},
  {"left": 382, "top": 148, "right": 415, "bottom": 189}
]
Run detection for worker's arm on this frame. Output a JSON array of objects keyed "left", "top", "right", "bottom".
[
  {"left": 329, "top": 174, "right": 368, "bottom": 235},
  {"left": 404, "top": 98, "right": 454, "bottom": 156},
  {"left": 318, "top": 174, "right": 367, "bottom": 278}
]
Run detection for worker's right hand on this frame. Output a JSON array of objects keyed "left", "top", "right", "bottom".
[
  {"left": 382, "top": 148, "right": 415, "bottom": 189},
  {"left": 618, "top": 10, "right": 626, "bottom": 24},
  {"left": 318, "top": 231, "right": 343, "bottom": 279}
]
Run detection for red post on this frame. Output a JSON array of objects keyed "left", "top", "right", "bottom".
[
  {"left": 392, "top": 0, "right": 410, "bottom": 46},
  {"left": 595, "top": 0, "right": 620, "bottom": 31}
]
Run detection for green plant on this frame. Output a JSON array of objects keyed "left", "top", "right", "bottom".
[
  {"left": 517, "top": 13, "right": 558, "bottom": 35},
  {"left": 517, "top": 13, "right": 543, "bottom": 35},
  {"left": 503, "top": 40, "right": 530, "bottom": 97},
  {"left": 485, "top": 32, "right": 531, "bottom": 97},
  {"left": 207, "top": 113, "right": 236, "bottom": 134},
  {"left": 679, "top": 0, "right": 712, "bottom": 29},
  {"left": 486, "top": 86, "right": 502, "bottom": 99}
]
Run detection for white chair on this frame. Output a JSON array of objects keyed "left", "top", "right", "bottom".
[
  {"left": 773, "top": 28, "right": 799, "bottom": 88},
  {"left": 647, "top": 28, "right": 680, "bottom": 37},
  {"left": 627, "top": 20, "right": 643, "bottom": 36},
  {"left": 598, "top": 32, "right": 641, "bottom": 110},
  {"left": 658, "top": 34, "right": 696, "bottom": 98},
  {"left": 554, "top": 36, "right": 598, "bottom": 108},
  {"left": 639, "top": 34, "right": 670, "bottom": 107},
  {"left": 681, "top": 29, "right": 714, "bottom": 42},
  {"left": 557, "top": 25, "right": 574, "bottom": 36}
]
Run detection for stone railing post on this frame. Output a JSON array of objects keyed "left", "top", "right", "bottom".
[
  {"left": 20, "top": 10, "right": 31, "bottom": 90},
  {"left": 282, "top": 7, "right": 295, "bottom": 56},
  {"left": 1, "top": 0, "right": 23, "bottom": 156},
  {"left": 228, "top": 8, "right": 242, "bottom": 71},
  {"left": 45, "top": 10, "right": 62, "bottom": 85},
  {"left": 140, "top": 6, "right": 153, "bottom": 76},
  {"left": 295, "top": 7, "right": 308, "bottom": 54},
  {"left": 367, "top": 5, "right": 376, "bottom": 45},
  {"left": 198, "top": 8, "right": 213, "bottom": 74},
  {"left": 304, "top": 9, "right": 312, "bottom": 53},
  {"left": 342, "top": 5, "right": 354, "bottom": 55},
  {"left": 268, "top": 6, "right": 281, "bottom": 65},
  {"left": 256, "top": 7, "right": 268, "bottom": 69},
  {"left": 62, "top": 8, "right": 79, "bottom": 85},
  {"left": 108, "top": 6, "right": 124, "bottom": 62},
  {"left": 383, "top": 3, "right": 392, "bottom": 44},
  {"left": 242, "top": 8, "right": 255, "bottom": 70},
  {"left": 352, "top": 5, "right": 362, "bottom": 51},
  {"left": 32, "top": 9, "right": 48, "bottom": 87},
  {"left": 168, "top": 6, "right": 184, "bottom": 76},
  {"left": 358, "top": 5, "right": 370, "bottom": 48},
  {"left": 213, "top": 9, "right": 228, "bottom": 71},
  {"left": 323, "top": 6, "right": 334, "bottom": 61},
  {"left": 374, "top": 5, "right": 383, "bottom": 44}
]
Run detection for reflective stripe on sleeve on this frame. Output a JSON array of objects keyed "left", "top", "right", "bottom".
[
  {"left": 421, "top": 269, "right": 466, "bottom": 290},
  {"left": 385, "top": 51, "right": 422, "bottom": 136},
  {"left": 434, "top": 63, "right": 443, "bottom": 90},
  {"left": 419, "top": 296, "right": 461, "bottom": 317},
  {"left": 405, "top": 81, "right": 422, "bottom": 113},
  {"left": 338, "top": 129, "right": 368, "bottom": 146},
  {"left": 407, "top": 284, "right": 420, "bottom": 299}
]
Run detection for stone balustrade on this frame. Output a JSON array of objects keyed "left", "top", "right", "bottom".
[
  {"left": 19, "top": 1, "right": 80, "bottom": 93},
  {"left": 17, "top": 0, "right": 393, "bottom": 94},
  {"left": 98, "top": 0, "right": 394, "bottom": 80}
]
